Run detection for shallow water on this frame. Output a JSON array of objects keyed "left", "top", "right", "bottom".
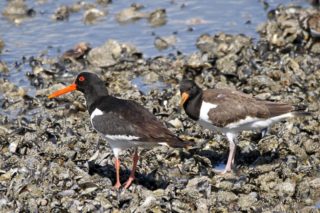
[
  {"left": 131, "top": 76, "right": 169, "bottom": 94},
  {"left": 213, "top": 162, "right": 226, "bottom": 171},
  {"left": 0, "top": 0, "right": 310, "bottom": 90}
]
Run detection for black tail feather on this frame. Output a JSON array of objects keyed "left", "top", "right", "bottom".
[
  {"left": 292, "top": 104, "right": 312, "bottom": 116},
  {"left": 263, "top": 102, "right": 293, "bottom": 117},
  {"left": 167, "top": 138, "right": 195, "bottom": 148}
]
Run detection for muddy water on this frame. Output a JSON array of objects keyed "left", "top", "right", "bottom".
[{"left": 0, "top": 1, "right": 309, "bottom": 88}]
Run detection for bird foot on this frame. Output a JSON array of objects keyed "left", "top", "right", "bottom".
[
  {"left": 213, "top": 167, "right": 232, "bottom": 174},
  {"left": 123, "top": 176, "right": 135, "bottom": 189},
  {"left": 114, "top": 182, "right": 121, "bottom": 189}
]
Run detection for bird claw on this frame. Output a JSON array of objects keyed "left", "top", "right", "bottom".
[
  {"left": 114, "top": 182, "right": 121, "bottom": 190},
  {"left": 123, "top": 176, "right": 135, "bottom": 189},
  {"left": 213, "top": 167, "right": 232, "bottom": 174}
]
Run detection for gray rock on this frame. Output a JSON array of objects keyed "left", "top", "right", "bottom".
[
  {"left": 154, "top": 35, "right": 176, "bottom": 50},
  {"left": 276, "top": 180, "right": 296, "bottom": 197},
  {"left": 115, "top": 3, "right": 147, "bottom": 23},
  {"left": 87, "top": 40, "right": 137, "bottom": 67},
  {"left": 216, "top": 191, "right": 238, "bottom": 204},
  {"left": 9, "top": 141, "right": 19, "bottom": 153},
  {"left": 238, "top": 193, "right": 258, "bottom": 210},
  {"left": 83, "top": 8, "right": 106, "bottom": 25},
  {"left": 216, "top": 54, "right": 238, "bottom": 74}
]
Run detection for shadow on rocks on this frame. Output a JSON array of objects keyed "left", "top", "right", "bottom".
[{"left": 87, "top": 161, "right": 170, "bottom": 190}]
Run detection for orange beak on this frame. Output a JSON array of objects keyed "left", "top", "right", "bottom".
[
  {"left": 48, "top": 83, "right": 77, "bottom": 99},
  {"left": 179, "top": 92, "right": 189, "bottom": 107}
]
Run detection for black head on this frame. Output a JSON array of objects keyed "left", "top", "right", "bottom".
[
  {"left": 179, "top": 79, "right": 202, "bottom": 107},
  {"left": 48, "top": 72, "right": 108, "bottom": 99},
  {"left": 179, "top": 79, "right": 203, "bottom": 120},
  {"left": 75, "top": 72, "right": 106, "bottom": 94}
]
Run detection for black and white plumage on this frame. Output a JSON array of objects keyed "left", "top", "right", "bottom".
[
  {"left": 48, "top": 72, "right": 193, "bottom": 189},
  {"left": 179, "top": 79, "right": 309, "bottom": 174}
]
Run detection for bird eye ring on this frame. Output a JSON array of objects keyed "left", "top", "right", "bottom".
[{"left": 79, "top": 76, "right": 85, "bottom": 81}]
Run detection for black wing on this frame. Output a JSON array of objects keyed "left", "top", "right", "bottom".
[
  {"left": 90, "top": 96, "right": 192, "bottom": 147},
  {"left": 203, "top": 89, "right": 271, "bottom": 127}
]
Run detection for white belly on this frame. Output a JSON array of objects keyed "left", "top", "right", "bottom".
[
  {"left": 198, "top": 112, "right": 294, "bottom": 134},
  {"left": 104, "top": 135, "right": 166, "bottom": 158}
]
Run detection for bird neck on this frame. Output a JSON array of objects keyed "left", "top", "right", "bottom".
[
  {"left": 83, "top": 85, "right": 109, "bottom": 110},
  {"left": 184, "top": 91, "right": 202, "bottom": 120}
]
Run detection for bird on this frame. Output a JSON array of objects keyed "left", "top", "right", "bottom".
[
  {"left": 179, "top": 79, "right": 309, "bottom": 174},
  {"left": 48, "top": 72, "right": 193, "bottom": 189}
]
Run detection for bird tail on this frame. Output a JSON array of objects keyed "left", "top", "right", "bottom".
[
  {"left": 292, "top": 104, "right": 312, "bottom": 117},
  {"left": 263, "top": 102, "right": 311, "bottom": 117},
  {"left": 166, "top": 138, "right": 195, "bottom": 148},
  {"left": 263, "top": 102, "right": 294, "bottom": 117}
]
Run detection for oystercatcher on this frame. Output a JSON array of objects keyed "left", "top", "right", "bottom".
[
  {"left": 48, "top": 72, "right": 193, "bottom": 189},
  {"left": 179, "top": 79, "right": 309, "bottom": 174}
]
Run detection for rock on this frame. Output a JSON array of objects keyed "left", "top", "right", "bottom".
[
  {"left": 0, "top": 61, "right": 8, "bottom": 73},
  {"left": 0, "top": 39, "right": 4, "bottom": 53},
  {"left": 96, "top": 0, "right": 112, "bottom": 6},
  {"left": 171, "top": 199, "right": 190, "bottom": 212},
  {"left": 255, "top": 171, "right": 280, "bottom": 192},
  {"left": 138, "top": 195, "right": 157, "bottom": 211},
  {"left": 148, "top": 9, "right": 167, "bottom": 27},
  {"left": 115, "top": 3, "right": 147, "bottom": 23},
  {"left": 238, "top": 193, "right": 258, "bottom": 210},
  {"left": 58, "top": 190, "right": 76, "bottom": 197},
  {"left": 300, "top": 206, "right": 320, "bottom": 213},
  {"left": 0, "top": 169, "right": 18, "bottom": 181},
  {"left": 87, "top": 40, "right": 121, "bottom": 67},
  {"left": 307, "top": 14, "right": 320, "bottom": 39},
  {"left": 154, "top": 35, "right": 176, "bottom": 50},
  {"left": 196, "top": 198, "right": 208, "bottom": 213},
  {"left": 309, "top": 178, "right": 320, "bottom": 189},
  {"left": 83, "top": 8, "right": 106, "bottom": 24},
  {"left": 216, "top": 180, "right": 234, "bottom": 191},
  {"left": 9, "top": 141, "right": 19, "bottom": 153},
  {"left": 52, "top": 5, "right": 69, "bottom": 21},
  {"left": 3, "top": 0, "right": 29, "bottom": 16},
  {"left": 0, "top": 198, "right": 8, "bottom": 209},
  {"left": 186, "top": 52, "right": 211, "bottom": 69},
  {"left": 216, "top": 54, "right": 238, "bottom": 74},
  {"left": 62, "top": 42, "right": 91, "bottom": 61},
  {"left": 254, "top": 92, "right": 271, "bottom": 100},
  {"left": 168, "top": 118, "right": 183, "bottom": 129},
  {"left": 87, "top": 40, "right": 137, "bottom": 67},
  {"left": 143, "top": 72, "right": 159, "bottom": 83},
  {"left": 216, "top": 191, "right": 238, "bottom": 204},
  {"left": 95, "top": 193, "right": 113, "bottom": 210},
  {"left": 2, "top": 0, "right": 35, "bottom": 24},
  {"left": 275, "top": 180, "right": 296, "bottom": 197},
  {"left": 185, "top": 176, "right": 211, "bottom": 198}
]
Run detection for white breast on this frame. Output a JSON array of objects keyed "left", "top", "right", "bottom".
[
  {"left": 197, "top": 101, "right": 219, "bottom": 131},
  {"left": 105, "top": 135, "right": 140, "bottom": 141},
  {"left": 199, "top": 101, "right": 218, "bottom": 122},
  {"left": 90, "top": 108, "right": 104, "bottom": 120}
]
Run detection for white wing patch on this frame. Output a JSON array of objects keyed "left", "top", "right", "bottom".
[
  {"left": 226, "top": 116, "right": 259, "bottom": 129},
  {"left": 90, "top": 108, "right": 104, "bottom": 120},
  {"left": 199, "top": 101, "right": 218, "bottom": 122},
  {"left": 225, "top": 112, "right": 295, "bottom": 131},
  {"left": 105, "top": 135, "right": 140, "bottom": 141}
]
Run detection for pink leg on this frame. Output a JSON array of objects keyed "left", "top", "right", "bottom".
[
  {"left": 222, "top": 139, "right": 236, "bottom": 174},
  {"left": 214, "top": 132, "right": 238, "bottom": 174},
  {"left": 114, "top": 158, "right": 121, "bottom": 189},
  {"left": 123, "top": 149, "right": 139, "bottom": 189}
]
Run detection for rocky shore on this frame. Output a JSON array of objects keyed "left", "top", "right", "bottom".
[{"left": 0, "top": 2, "right": 319, "bottom": 212}]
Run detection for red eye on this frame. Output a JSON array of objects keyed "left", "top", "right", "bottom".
[{"left": 79, "top": 76, "right": 85, "bottom": 81}]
